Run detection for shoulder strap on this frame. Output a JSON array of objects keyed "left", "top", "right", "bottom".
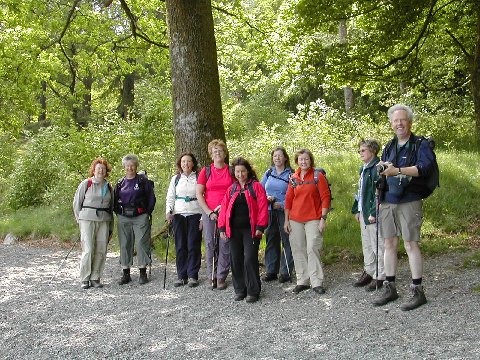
[
  {"left": 229, "top": 182, "right": 238, "bottom": 198},
  {"left": 205, "top": 166, "right": 211, "bottom": 180},
  {"left": 229, "top": 181, "right": 257, "bottom": 200},
  {"left": 174, "top": 173, "right": 181, "bottom": 187},
  {"left": 266, "top": 167, "right": 273, "bottom": 179},
  {"left": 86, "top": 178, "right": 93, "bottom": 193}
]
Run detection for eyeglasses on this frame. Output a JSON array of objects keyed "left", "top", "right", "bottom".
[{"left": 358, "top": 149, "right": 368, "bottom": 154}]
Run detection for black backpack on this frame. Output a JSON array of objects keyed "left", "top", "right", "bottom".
[
  {"left": 229, "top": 181, "right": 257, "bottom": 200},
  {"left": 384, "top": 136, "right": 439, "bottom": 198},
  {"left": 114, "top": 172, "right": 155, "bottom": 213}
]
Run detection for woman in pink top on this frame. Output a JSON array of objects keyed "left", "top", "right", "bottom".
[{"left": 196, "top": 139, "right": 234, "bottom": 290}]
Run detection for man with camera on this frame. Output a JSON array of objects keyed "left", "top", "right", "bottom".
[{"left": 373, "top": 104, "right": 436, "bottom": 311}]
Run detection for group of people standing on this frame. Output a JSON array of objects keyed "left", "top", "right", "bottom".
[{"left": 72, "top": 104, "right": 435, "bottom": 311}]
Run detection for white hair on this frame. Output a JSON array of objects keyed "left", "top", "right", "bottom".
[
  {"left": 122, "top": 154, "right": 139, "bottom": 167},
  {"left": 387, "top": 104, "right": 414, "bottom": 122}
]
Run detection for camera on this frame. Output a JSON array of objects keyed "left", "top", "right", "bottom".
[{"left": 376, "top": 163, "right": 388, "bottom": 174}]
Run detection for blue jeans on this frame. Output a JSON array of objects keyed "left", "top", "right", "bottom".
[{"left": 264, "top": 209, "right": 294, "bottom": 277}]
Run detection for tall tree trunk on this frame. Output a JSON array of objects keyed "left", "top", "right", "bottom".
[
  {"left": 165, "top": 0, "right": 226, "bottom": 167},
  {"left": 75, "top": 74, "right": 93, "bottom": 127},
  {"left": 117, "top": 58, "right": 136, "bottom": 120},
  {"left": 339, "top": 19, "right": 354, "bottom": 113}
]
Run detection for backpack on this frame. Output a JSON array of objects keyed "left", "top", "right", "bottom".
[
  {"left": 114, "top": 172, "right": 154, "bottom": 213},
  {"left": 174, "top": 172, "right": 199, "bottom": 187},
  {"left": 204, "top": 165, "right": 233, "bottom": 181},
  {"left": 229, "top": 181, "right": 257, "bottom": 201},
  {"left": 384, "top": 136, "right": 439, "bottom": 198},
  {"left": 85, "top": 177, "right": 113, "bottom": 195},
  {"left": 264, "top": 167, "right": 291, "bottom": 184},
  {"left": 289, "top": 168, "right": 333, "bottom": 211}
]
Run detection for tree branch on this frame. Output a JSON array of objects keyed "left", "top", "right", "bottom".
[
  {"left": 119, "top": 0, "right": 168, "bottom": 48},
  {"left": 370, "top": 0, "right": 438, "bottom": 70},
  {"left": 445, "top": 28, "right": 473, "bottom": 61}
]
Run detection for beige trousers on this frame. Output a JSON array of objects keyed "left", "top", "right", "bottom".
[
  {"left": 289, "top": 219, "right": 324, "bottom": 288},
  {"left": 79, "top": 220, "right": 109, "bottom": 282}
]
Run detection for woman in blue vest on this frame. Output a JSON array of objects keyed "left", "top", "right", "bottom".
[{"left": 260, "top": 147, "right": 294, "bottom": 283}]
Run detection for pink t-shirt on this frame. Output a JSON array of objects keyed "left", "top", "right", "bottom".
[{"left": 197, "top": 164, "right": 234, "bottom": 210}]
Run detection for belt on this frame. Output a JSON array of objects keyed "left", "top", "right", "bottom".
[{"left": 175, "top": 196, "right": 197, "bottom": 202}]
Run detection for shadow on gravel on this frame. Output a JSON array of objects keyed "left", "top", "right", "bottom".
[{"left": 1, "top": 244, "right": 479, "bottom": 359}]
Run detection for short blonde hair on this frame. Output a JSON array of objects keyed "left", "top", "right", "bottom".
[{"left": 207, "top": 139, "right": 228, "bottom": 157}]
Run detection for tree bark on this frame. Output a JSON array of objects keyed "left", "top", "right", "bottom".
[
  {"left": 117, "top": 59, "right": 136, "bottom": 120},
  {"left": 339, "top": 20, "right": 354, "bottom": 113},
  {"left": 165, "top": 0, "right": 226, "bottom": 167}
]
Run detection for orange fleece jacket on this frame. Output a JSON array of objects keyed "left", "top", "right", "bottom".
[{"left": 284, "top": 167, "right": 331, "bottom": 222}]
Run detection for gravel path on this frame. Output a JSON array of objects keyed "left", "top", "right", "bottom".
[{"left": 1, "top": 241, "right": 479, "bottom": 360}]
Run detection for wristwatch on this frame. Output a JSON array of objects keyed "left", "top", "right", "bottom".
[
  {"left": 321, "top": 215, "right": 328, "bottom": 221},
  {"left": 397, "top": 167, "right": 402, "bottom": 175}
]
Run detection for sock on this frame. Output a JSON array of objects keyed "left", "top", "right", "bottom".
[
  {"left": 412, "top": 278, "right": 422, "bottom": 286},
  {"left": 386, "top": 276, "right": 396, "bottom": 283}
]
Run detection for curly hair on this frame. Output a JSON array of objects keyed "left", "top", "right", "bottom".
[
  {"left": 88, "top": 158, "right": 112, "bottom": 178},
  {"left": 230, "top": 157, "right": 258, "bottom": 181}
]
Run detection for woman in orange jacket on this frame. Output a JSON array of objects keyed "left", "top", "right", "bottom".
[
  {"left": 218, "top": 157, "right": 269, "bottom": 303},
  {"left": 284, "top": 149, "right": 331, "bottom": 295}
]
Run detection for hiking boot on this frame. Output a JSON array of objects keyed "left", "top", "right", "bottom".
[
  {"left": 118, "top": 269, "right": 131, "bottom": 285},
  {"left": 81, "top": 281, "right": 90, "bottom": 289},
  {"left": 278, "top": 274, "right": 291, "bottom": 283},
  {"left": 366, "top": 279, "right": 384, "bottom": 292},
  {"left": 372, "top": 281, "right": 399, "bottom": 306},
  {"left": 90, "top": 280, "right": 103, "bottom": 288},
  {"left": 292, "top": 285, "right": 310, "bottom": 294},
  {"left": 262, "top": 273, "right": 278, "bottom": 282},
  {"left": 353, "top": 271, "right": 372, "bottom": 287},
  {"left": 312, "top": 286, "right": 326, "bottom": 294},
  {"left": 216, "top": 279, "right": 227, "bottom": 290},
  {"left": 245, "top": 295, "right": 259, "bottom": 303},
  {"left": 187, "top": 278, "right": 199, "bottom": 288},
  {"left": 210, "top": 278, "right": 217, "bottom": 290},
  {"left": 174, "top": 279, "right": 187, "bottom": 287},
  {"left": 234, "top": 293, "right": 246, "bottom": 301},
  {"left": 139, "top": 268, "right": 149, "bottom": 285},
  {"left": 400, "top": 285, "right": 427, "bottom": 311}
]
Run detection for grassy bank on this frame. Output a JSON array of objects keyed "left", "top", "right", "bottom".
[{"left": 1, "top": 149, "right": 479, "bottom": 265}]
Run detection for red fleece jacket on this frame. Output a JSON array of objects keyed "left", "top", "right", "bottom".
[
  {"left": 285, "top": 167, "right": 331, "bottom": 222},
  {"left": 218, "top": 180, "right": 269, "bottom": 239}
]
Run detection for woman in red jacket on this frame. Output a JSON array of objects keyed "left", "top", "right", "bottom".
[
  {"left": 218, "top": 157, "right": 269, "bottom": 303},
  {"left": 284, "top": 149, "right": 331, "bottom": 295}
]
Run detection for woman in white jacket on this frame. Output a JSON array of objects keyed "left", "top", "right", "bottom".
[{"left": 166, "top": 153, "right": 203, "bottom": 288}]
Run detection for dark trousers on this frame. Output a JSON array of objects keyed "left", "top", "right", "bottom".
[
  {"left": 230, "top": 228, "right": 261, "bottom": 297},
  {"left": 173, "top": 213, "right": 202, "bottom": 280},
  {"left": 264, "top": 209, "right": 294, "bottom": 277}
]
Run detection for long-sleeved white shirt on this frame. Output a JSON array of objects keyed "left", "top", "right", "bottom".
[{"left": 165, "top": 172, "right": 202, "bottom": 216}]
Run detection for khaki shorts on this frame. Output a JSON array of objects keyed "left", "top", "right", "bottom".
[{"left": 379, "top": 200, "right": 423, "bottom": 242}]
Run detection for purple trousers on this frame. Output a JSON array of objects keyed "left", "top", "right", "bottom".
[{"left": 202, "top": 212, "right": 230, "bottom": 281}]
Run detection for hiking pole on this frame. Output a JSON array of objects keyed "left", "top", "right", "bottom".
[
  {"left": 149, "top": 215, "right": 153, "bottom": 279},
  {"left": 163, "top": 221, "right": 172, "bottom": 289},
  {"left": 375, "top": 190, "right": 380, "bottom": 291},
  {"left": 274, "top": 209, "right": 291, "bottom": 282},
  {"left": 212, "top": 218, "right": 218, "bottom": 288},
  {"left": 48, "top": 236, "right": 80, "bottom": 285}
]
